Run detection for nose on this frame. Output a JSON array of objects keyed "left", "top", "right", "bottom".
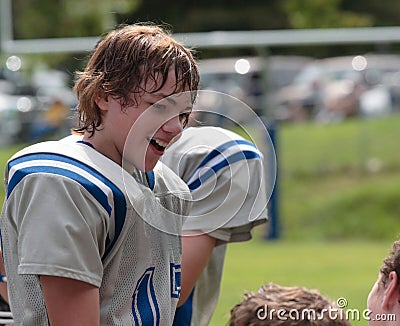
[{"left": 162, "top": 115, "right": 183, "bottom": 135}]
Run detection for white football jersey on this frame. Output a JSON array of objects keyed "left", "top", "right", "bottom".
[
  {"left": 1, "top": 140, "right": 191, "bottom": 325},
  {"left": 161, "top": 126, "right": 269, "bottom": 326}
]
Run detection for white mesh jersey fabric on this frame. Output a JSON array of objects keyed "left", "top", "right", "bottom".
[{"left": 1, "top": 140, "right": 190, "bottom": 325}]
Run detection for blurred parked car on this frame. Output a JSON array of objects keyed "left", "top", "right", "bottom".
[
  {"left": 0, "top": 61, "right": 77, "bottom": 146},
  {"left": 273, "top": 54, "right": 400, "bottom": 122},
  {"left": 32, "top": 68, "right": 77, "bottom": 109},
  {"left": 196, "top": 55, "right": 313, "bottom": 125},
  {"left": 0, "top": 79, "right": 42, "bottom": 145}
]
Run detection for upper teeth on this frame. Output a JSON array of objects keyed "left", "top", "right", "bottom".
[{"left": 154, "top": 139, "right": 167, "bottom": 148}]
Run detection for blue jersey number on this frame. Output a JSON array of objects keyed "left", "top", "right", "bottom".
[
  {"left": 132, "top": 265, "right": 182, "bottom": 325},
  {"left": 132, "top": 267, "right": 160, "bottom": 326},
  {"left": 170, "top": 263, "right": 181, "bottom": 298}
]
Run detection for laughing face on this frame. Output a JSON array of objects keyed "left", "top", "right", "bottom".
[
  {"left": 91, "top": 68, "right": 193, "bottom": 171},
  {"left": 123, "top": 89, "right": 193, "bottom": 172}
]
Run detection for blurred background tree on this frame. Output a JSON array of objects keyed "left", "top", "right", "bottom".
[
  {"left": 9, "top": 0, "right": 139, "bottom": 78},
  {"left": 4, "top": 0, "right": 400, "bottom": 72},
  {"left": 11, "top": 0, "right": 400, "bottom": 39},
  {"left": 284, "top": 0, "right": 372, "bottom": 29},
  {"left": 12, "top": 0, "right": 138, "bottom": 38}
]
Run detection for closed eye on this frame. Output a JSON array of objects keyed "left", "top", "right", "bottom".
[{"left": 151, "top": 102, "right": 167, "bottom": 110}]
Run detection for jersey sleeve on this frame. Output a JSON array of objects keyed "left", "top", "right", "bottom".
[
  {"left": 5, "top": 173, "right": 108, "bottom": 287},
  {"left": 184, "top": 155, "right": 268, "bottom": 243}
]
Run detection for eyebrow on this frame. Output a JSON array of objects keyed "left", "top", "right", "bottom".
[
  {"left": 150, "top": 92, "right": 175, "bottom": 102},
  {"left": 166, "top": 97, "right": 177, "bottom": 105},
  {"left": 152, "top": 92, "right": 192, "bottom": 111}
]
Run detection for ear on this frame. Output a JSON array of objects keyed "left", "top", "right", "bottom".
[
  {"left": 95, "top": 94, "right": 110, "bottom": 112},
  {"left": 382, "top": 271, "right": 400, "bottom": 311}
]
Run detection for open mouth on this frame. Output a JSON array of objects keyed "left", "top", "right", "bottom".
[{"left": 150, "top": 138, "right": 168, "bottom": 152}]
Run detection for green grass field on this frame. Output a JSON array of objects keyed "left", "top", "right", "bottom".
[
  {"left": 276, "top": 115, "right": 400, "bottom": 241},
  {"left": 0, "top": 115, "right": 399, "bottom": 325}
]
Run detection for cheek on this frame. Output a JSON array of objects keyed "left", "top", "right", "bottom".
[
  {"left": 121, "top": 110, "right": 148, "bottom": 139},
  {"left": 130, "top": 109, "right": 161, "bottom": 134}
]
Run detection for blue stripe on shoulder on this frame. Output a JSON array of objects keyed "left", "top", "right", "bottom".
[
  {"left": 196, "top": 139, "right": 258, "bottom": 171},
  {"left": 7, "top": 152, "right": 126, "bottom": 259},
  {"left": 8, "top": 165, "right": 112, "bottom": 213},
  {"left": 188, "top": 150, "right": 260, "bottom": 191}
]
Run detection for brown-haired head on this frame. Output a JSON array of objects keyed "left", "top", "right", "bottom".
[
  {"left": 73, "top": 23, "right": 199, "bottom": 135},
  {"left": 230, "top": 283, "right": 351, "bottom": 326},
  {"left": 380, "top": 239, "right": 400, "bottom": 293}
]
